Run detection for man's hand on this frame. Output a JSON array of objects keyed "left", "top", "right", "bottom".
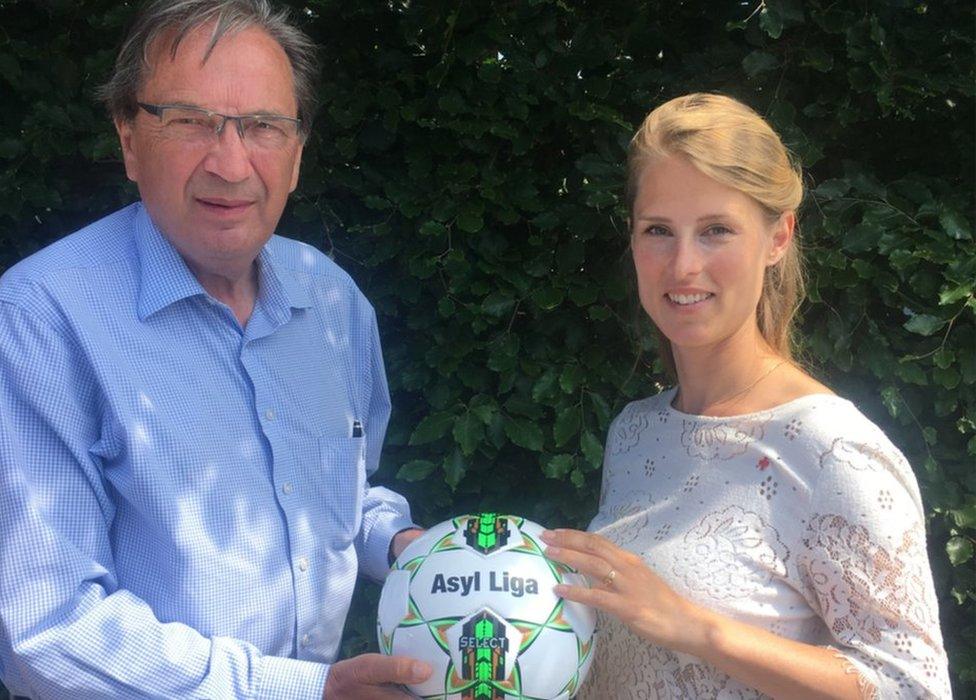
[
  {"left": 323, "top": 653, "right": 432, "bottom": 699},
  {"left": 389, "top": 527, "right": 426, "bottom": 563}
]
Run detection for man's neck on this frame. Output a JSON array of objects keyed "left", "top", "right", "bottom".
[{"left": 185, "top": 258, "right": 259, "bottom": 327}]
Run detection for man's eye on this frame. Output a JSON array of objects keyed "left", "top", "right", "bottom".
[
  {"left": 169, "top": 116, "right": 209, "bottom": 127},
  {"left": 248, "top": 120, "right": 285, "bottom": 134}
]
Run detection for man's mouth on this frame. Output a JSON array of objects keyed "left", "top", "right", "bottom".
[{"left": 196, "top": 197, "right": 253, "bottom": 211}]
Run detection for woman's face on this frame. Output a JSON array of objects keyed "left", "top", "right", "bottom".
[{"left": 630, "top": 154, "right": 792, "bottom": 355}]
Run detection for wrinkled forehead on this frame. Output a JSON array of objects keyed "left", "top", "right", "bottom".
[
  {"left": 140, "top": 20, "right": 291, "bottom": 86},
  {"left": 138, "top": 21, "right": 297, "bottom": 111}
]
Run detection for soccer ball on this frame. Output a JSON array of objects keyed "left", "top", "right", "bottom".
[{"left": 377, "top": 512, "right": 597, "bottom": 699}]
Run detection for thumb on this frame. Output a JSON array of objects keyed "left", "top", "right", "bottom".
[{"left": 354, "top": 654, "right": 432, "bottom": 685}]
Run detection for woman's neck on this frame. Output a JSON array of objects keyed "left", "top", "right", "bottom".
[{"left": 671, "top": 324, "right": 783, "bottom": 416}]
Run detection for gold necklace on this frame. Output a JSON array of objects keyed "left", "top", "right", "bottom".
[{"left": 677, "top": 359, "right": 788, "bottom": 413}]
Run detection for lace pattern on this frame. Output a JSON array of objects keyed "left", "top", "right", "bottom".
[{"left": 580, "top": 392, "right": 951, "bottom": 699}]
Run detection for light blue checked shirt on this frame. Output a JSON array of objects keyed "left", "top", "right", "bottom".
[{"left": 0, "top": 203, "right": 414, "bottom": 699}]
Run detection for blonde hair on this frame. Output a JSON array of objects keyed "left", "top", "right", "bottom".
[{"left": 626, "top": 93, "right": 805, "bottom": 375}]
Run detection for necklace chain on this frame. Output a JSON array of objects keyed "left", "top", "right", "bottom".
[{"left": 679, "top": 359, "right": 787, "bottom": 413}]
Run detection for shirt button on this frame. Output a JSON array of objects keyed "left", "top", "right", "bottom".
[
  {"left": 264, "top": 409, "right": 275, "bottom": 421},
  {"left": 298, "top": 556, "right": 309, "bottom": 572},
  {"left": 301, "top": 633, "right": 311, "bottom": 647},
  {"left": 282, "top": 482, "right": 293, "bottom": 495}
]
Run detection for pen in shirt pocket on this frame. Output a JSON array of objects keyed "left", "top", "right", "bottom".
[{"left": 352, "top": 420, "right": 363, "bottom": 438}]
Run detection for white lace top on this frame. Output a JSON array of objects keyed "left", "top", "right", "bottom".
[{"left": 580, "top": 389, "right": 951, "bottom": 699}]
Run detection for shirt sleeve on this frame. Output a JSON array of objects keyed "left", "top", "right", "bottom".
[
  {"left": 354, "top": 306, "right": 415, "bottom": 582},
  {"left": 796, "top": 434, "right": 951, "bottom": 699},
  {"left": 0, "top": 299, "right": 327, "bottom": 700}
]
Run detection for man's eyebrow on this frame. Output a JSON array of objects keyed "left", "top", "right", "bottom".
[{"left": 151, "top": 101, "right": 289, "bottom": 116}]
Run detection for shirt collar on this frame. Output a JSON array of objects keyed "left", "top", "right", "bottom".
[
  {"left": 254, "top": 244, "right": 312, "bottom": 325},
  {"left": 135, "top": 204, "right": 207, "bottom": 320},
  {"left": 134, "top": 203, "right": 311, "bottom": 321}
]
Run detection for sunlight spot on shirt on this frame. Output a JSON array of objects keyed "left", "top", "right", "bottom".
[
  {"left": 236, "top": 499, "right": 277, "bottom": 556},
  {"left": 138, "top": 392, "right": 156, "bottom": 412},
  {"left": 239, "top": 437, "right": 259, "bottom": 459},
  {"left": 132, "top": 421, "right": 152, "bottom": 447}
]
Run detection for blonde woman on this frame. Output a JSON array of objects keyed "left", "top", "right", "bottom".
[{"left": 541, "top": 93, "right": 950, "bottom": 699}]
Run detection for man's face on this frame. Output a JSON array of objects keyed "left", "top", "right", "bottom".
[{"left": 116, "top": 23, "right": 303, "bottom": 278}]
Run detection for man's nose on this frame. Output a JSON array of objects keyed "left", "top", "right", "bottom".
[{"left": 202, "top": 120, "right": 253, "bottom": 183}]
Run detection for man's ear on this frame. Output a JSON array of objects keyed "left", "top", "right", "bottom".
[
  {"left": 767, "top": 211, "right": 795, "bottom": 266},
  {"left": 115, "top": 118, "right": 140, "bottom": 183},
  {"left": 289, "top": 144, "right": 303, "bottom": 192}
]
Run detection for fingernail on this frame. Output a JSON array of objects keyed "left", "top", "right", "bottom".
[
  {"left": 412, "top": 661, "right": 432, "bottom": 679},
  {"left": 553, "top": 584, "right": 567, "bottom": 596},
  {"left": 540, "top": 529, "right": 554, "bottom": 540},
  {"left": 544, "top": 545, "right": 560, "bottom": 556}
]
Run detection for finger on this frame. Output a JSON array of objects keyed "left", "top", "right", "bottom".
[
  {"left": 541, "top": 528, "right": 625, "bottom": 563},
  {"left": 544, "top": 528, "right": 646, "bottom": 576},
  {"left": 554, "top": 581, "right": 632, "bottom": 620},
  {"left": 544, "top": 544, "right": 613, "bottom": 583},
  {"left": 351, "top": 654, "right": 433, "bottom": 686}
]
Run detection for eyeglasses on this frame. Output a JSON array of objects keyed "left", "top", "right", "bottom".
[{"left": 137, "top": 102, "right": 301, "bottom": 150}]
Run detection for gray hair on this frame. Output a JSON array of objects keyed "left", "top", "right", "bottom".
[{"left": 97, "top": 0, "right": 319, "bottom": 139}]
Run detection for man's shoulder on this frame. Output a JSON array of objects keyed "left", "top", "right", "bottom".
[
  {"left": 0, "top": 204, "right": 138, "bottom": 304},
  {"left": 267, "top": 234, "right": 368, "bottom": 303}
]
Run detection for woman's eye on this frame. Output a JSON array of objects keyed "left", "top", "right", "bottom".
[
  {"left": 704, "top": 225, "right": 733, "bottom": 237},
  {"left": 645, "top": 225, "right": 670, "bottom": 236}
]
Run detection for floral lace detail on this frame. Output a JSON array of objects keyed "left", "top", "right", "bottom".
[
  {"left": 610, "top": 402, "right": 651, "bottom": 455},
  {"left": 595, "top": 502, "right": 650, "bottom": 547},
  {"left": 799, "top": 514, "right": 950, "bottom": 698},
  {"left": 679, "top": 415, "right": 769, "bottom": 460},
  {"left": 819, "top": 437, "right": 890, "bottom": 472},
  {"left": 827, "top": 647, "right": 879, "bottom": 700},
  {"left": 672, "top": 505, "right": 789, "bottom": 600},
  {"left": 586, "top": 393, "right": 949, "bottom": 699},
  {"left": 800, "top": 513, "right": 937, "bottom": 650},
  {"left": 579, "top": 614, "right": 770, "bottom": 699}
]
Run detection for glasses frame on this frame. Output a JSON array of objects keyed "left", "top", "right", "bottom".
[{"left": 136, "top": 102, "right": 302, "bottom": 145}]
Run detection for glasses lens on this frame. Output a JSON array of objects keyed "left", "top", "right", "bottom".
[
  {"left": 241, "top": 117, "right": 298, "bottom": 149},
  {"left": 159, "top": 108, "right": 220, "bottom": 142}
]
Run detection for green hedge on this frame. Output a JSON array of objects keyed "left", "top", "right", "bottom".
[{"left": 0, "top": 0, "right": 972, "bottom": 696}]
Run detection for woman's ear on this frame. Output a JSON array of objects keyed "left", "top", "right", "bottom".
[{"left": 767, "top": 211, "right": 795, "bottom": 266}]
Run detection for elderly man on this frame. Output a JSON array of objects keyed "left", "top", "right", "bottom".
[{"left": 0, "top": 1, "right": 430, "bottom": 697}]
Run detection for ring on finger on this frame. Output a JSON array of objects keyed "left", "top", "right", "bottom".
[{"left": 602, "top": 568, "right": 616, "bottom": 587}]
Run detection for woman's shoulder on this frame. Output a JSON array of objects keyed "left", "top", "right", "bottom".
[
  {"left": 782, "top": 392, "right": 924, "bottom": 516},
  {"left": 607, "top": 389, "right": 675, "bottom": 433}
]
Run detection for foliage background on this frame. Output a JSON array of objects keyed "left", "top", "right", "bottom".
[{"left": 0, "top": 0, "right": 972, "bottom": 696}]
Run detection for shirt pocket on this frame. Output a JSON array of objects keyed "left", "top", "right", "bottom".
[{"left": 319, "top": 435, "right": 366, "bottom": 545}]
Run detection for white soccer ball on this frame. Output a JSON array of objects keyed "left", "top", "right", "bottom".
[{"left": 377, "top": 512, "right": 597, "bottom": 699}]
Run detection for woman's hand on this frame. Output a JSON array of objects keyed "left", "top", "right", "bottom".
[{"left": 540, "top": 528, "right": 714, "bottom": 656}]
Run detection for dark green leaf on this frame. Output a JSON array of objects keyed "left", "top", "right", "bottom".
[
  {"left": 443, "top": 450, "right": 466, "bottom": 489},
  {"left": 453, "top": 411, "right": 484, "bottom": 456},
  {"left": 543, "top": 454, "right": 575, "bottom": 480},
  {"left": 903, "top": 314, "right": 945, "bottom": 336},
  {"left": 482, "top": 292, "right": 515, "bottom": 317},
  {"left": 581, "top": 431, "right": 603, "bottom": 469},
  {"left": 560, "top": 364, "right": 585, "bottom": 393},
  {"left": 396, "top": 459, "right": 437, "bottom": 482},
  {"left": 503, "top": 415, "right": 544, "bottom": 451},
  {"left": 939, "top": 208, "right": 972, "bottom": 240},
  {"left": 553, "top": 407, "right": 581, "bottom": 447},
  {"left": 409, "top": 412, "right": 455, "bottom": 445},
  {"left": 947, "top": 536, "right": 973, "bottom": 566}
]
